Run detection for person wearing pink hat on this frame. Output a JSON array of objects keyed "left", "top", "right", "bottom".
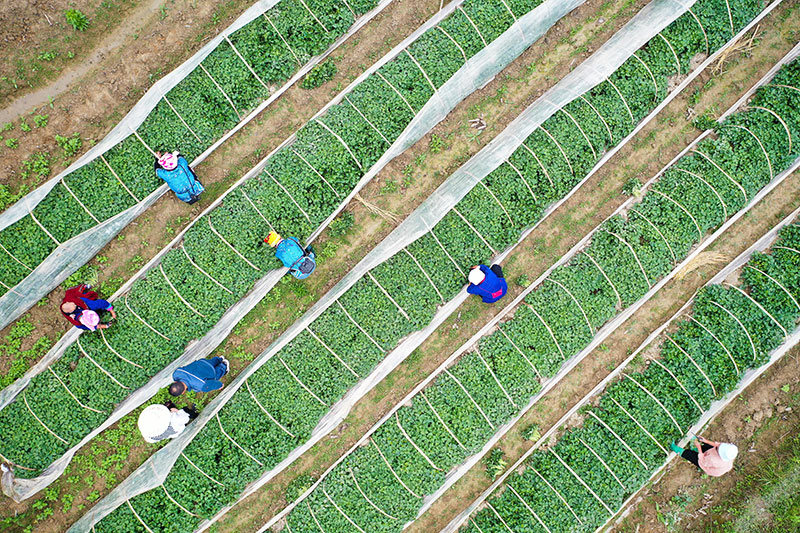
[
  {"left": 60, "top": 285, "right": 116, "bottom": 331},
  {"left": 670, "top": 435, "right": 738, "bottom": 477},
  {"left": 154, "top": 150, "right": 204, "bottom": 204}
]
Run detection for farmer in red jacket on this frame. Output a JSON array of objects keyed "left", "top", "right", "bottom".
[{"left": 60, "top": 284, "right": 116, "bottom": 331}]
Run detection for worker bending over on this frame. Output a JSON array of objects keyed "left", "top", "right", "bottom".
[
  {"left": 467, "top": 264, "right": 507, "bottom": 303},
  {"left": 671, "top": 435, "right": 738, "bottom": 477},
  {"left": 169, "top": 356, "right": 230, "bottom": 396},
  {"left": 60, "top": 284, "right": 116, "bottom": 331},
  {"left": 155, "top": 150, "right": 204, "bottom": 204},
  {"left": 137, "top": 402, "right": 199, "bottom": 443},
  {"left": 265, "top": 231, "right": 316, "bottom": 279}
]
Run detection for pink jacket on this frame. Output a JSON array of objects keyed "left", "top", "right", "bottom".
[{"left": 698, "top": 447, "right": 733, "bottom": 476}]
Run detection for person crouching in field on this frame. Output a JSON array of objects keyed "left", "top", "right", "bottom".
[
  {"left": 155, "top": 150, "right": 204, "bottom": 204},
  {"left": 60, "top": 283, "right": 116, "bottom": 331},
  {"left": 671, "top": 435, "right": 738, "bottom": 477}
]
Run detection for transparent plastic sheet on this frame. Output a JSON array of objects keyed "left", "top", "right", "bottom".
[
  {"left": 62, "top": 0, "right": 734, "bottom": 529},
  {"left": 65, "top": 0, "right": 597, "bottom": 529},
  {"left": 442, "top": 43, "right": 800, "bottom": 532},
  {"left": 445, "top": 201, "right": 800, "bottom": 533},
  {"left": 4, "top": 0, "right": 585, "bottom": 507},
  {"left": 0, "top": 0, "right": 395, "bottom": 331},
  {"left": 261, "top": 19, "right": 796, "bottom": 532}
]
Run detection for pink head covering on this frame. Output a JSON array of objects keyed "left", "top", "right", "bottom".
[
  {"left": 158, "top": 151, "right": 180, "bottom": 171},
  {"left": 79, "top": 310, "right": 100, "bottom": 329}
]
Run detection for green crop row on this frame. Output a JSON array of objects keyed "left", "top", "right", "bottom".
[
  {"left": 466, "top": 217, "right": 800, "bottom": 533},
  {"left": 0, "top": 0, "right": 379, "bottom": 298},
  {"left": 88, "top": 1, "right": 771, "bottom": 530},
  {"left": 276, "top": 30, "right": 800, "bottom": 533},
  {"left": 0, "top": 0, "right": 551, "bottom": 490}
]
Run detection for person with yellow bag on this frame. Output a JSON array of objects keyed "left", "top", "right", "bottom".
[{"left": 263, "top": 231, "right": 316, "bottom": 279}]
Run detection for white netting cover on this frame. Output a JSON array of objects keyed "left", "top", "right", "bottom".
[{"left": 0, "top": 0, "right": 394, "bottom": 330}]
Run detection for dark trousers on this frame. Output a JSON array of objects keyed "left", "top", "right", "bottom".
[
  {"left": 680, "top": 442, "right": 713, "bottom": 468},
  {"left": 490, "top": 264, "right": 504, "bottom": 278},
  {"left": 164, "top": 401, "right": 199, "bottom": 421}
]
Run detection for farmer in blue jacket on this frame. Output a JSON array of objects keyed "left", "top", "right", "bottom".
[
  {"left": 155, "top": 150, "right": 204, "bottom": 204},
  {"left": 264, "top": 231, "right": 317, "bottom": 279},
  {"left": 467, "top": 264, "right": 508, "bottom": 303},
  {"left": 169, "top": 356, "right": 230, "bottom": 396}
]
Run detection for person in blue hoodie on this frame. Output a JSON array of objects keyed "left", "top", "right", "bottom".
[
  {"left": 154, "top": 150, "right": 204, "bottom": 204},
  {"left": 169, "top": 356, "right": 230, "bottom": 396},
  {"left": 467, "top": 264, "right": 508, "bottom": 303}
]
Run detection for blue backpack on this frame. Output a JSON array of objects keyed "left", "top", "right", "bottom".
[{"left": 289, "top": 252, "right": 316, "bottom": 279}]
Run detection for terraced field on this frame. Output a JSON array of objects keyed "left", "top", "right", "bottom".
[{"left": 1, "top": 0, "right": 799, "bottom": 532}]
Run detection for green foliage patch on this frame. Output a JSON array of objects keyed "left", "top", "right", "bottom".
[{"left": 91, "top": 1, "right": 777, "bottom": 530}]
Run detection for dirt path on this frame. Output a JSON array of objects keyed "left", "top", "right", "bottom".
[{"left": 0, "top": 0, "right": 166, "bottom": 125}]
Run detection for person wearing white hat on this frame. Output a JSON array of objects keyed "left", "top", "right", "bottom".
[
  {"left": 154, "top": 150, "right": 204, "bottom": 204},
  {"left": 466, "top": 264, "right": 508, "bottom": 303},
  {"left": 670, "top": 435, "right": 738, "bottom": 477},
  {"left": 137, "top": 403, "right": 197, "bottom": 443}
]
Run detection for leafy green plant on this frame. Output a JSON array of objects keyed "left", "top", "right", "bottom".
[
  {"left": 55, "top": 133, "right": 82, "bottom": 159},
  {"left": 37, "top": 51, "right": 57, "bottom": 62},
  {"left": 5, "top": 138, "right": 18, "bottom": 149},
  {"left": 33, "top": 115, "right": 48, "bottom": 128},
  {"left": 285, "top": 474, "right": 316, "bottom": 502},
  {"left": 0, "top": 318, "right": 53, "bottom": 388},
  {"left": 300, "top": 59, "right": 337, "bottom": 90},
  {"left": 484, "top": 448, "right": 508, "bottom": 480},
  {"left": 328, "top": 211, "right": 354, "bottom": 238},
  {"left": 521, "top": 423, "right": 540, "bottom": 441},
  {"left": 61, "top": 263, "right": 100, "bottom": 289},
  {"left": 64, "top": 9, "right": 90, "bottom": 31},
  {"left": 20, "top": 151, "right": 51, "bottom": 180},
  {"left": 622, "top": 177, "right": 641, "bottom": 196},
  {"left": 429, "top": 133, "right": 445, "bottom": 153}
]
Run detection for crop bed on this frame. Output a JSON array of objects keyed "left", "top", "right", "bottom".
[
  {"left": 0, "top": 0, "right": 382, "bottom": 301},
  {"left": 460, "top": 211, "right": 800, "bottom": 533},
  {"left": 0, "top": 0, "right": 557, "bottom": 489},
  {"left": 84, "top": 1, "right": 773, "bottom": 530},
  {"left": 263, "top": 33, "right": 800, "bottom": 533}
]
